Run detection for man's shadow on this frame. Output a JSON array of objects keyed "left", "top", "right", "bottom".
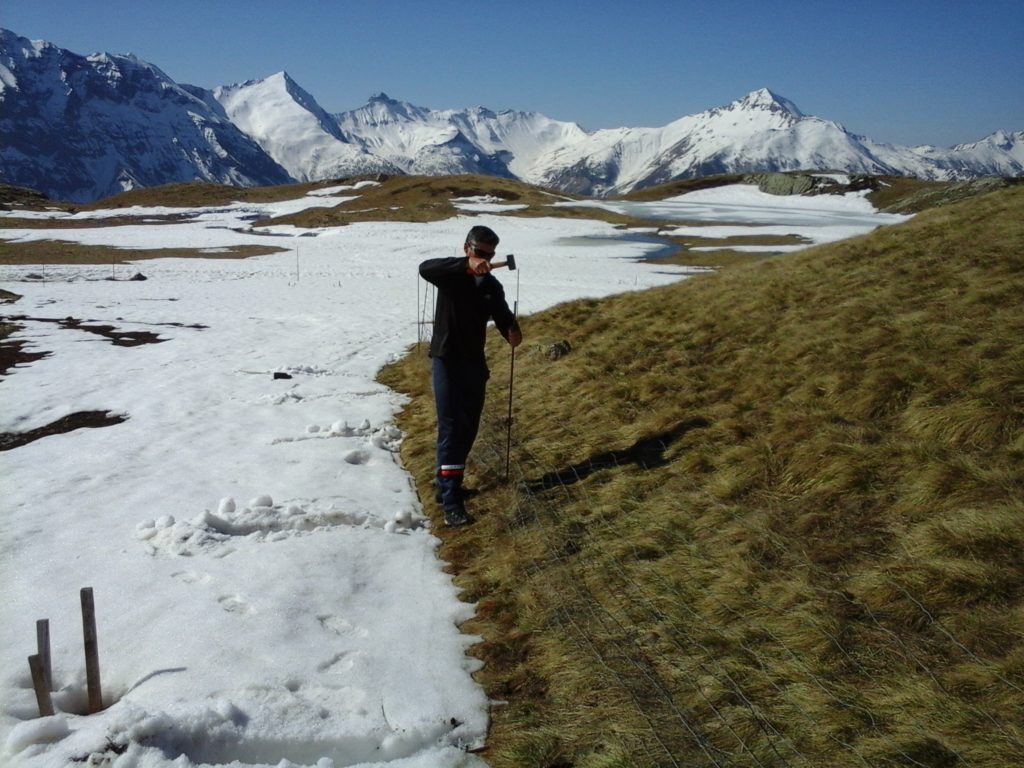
[{"left": 525, "top": 416, "right": 709, "bottom": 492}]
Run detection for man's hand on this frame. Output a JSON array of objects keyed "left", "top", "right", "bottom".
[
  {"left": 508, "top": 327, "right": 523, "bottom": 348},
  {"left": 467, "top": 254, "right": 492, "bottom": 275}
]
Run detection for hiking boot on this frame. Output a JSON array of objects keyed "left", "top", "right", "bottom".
[
  {"left": 443, "top": 505, "right": 473, "bottom": 528},
  {"left": 437, "top": 468, "right": 473, "bottom": 527},
  {"left": 435, "top": 484, "right": 477, "bottom": 504}
]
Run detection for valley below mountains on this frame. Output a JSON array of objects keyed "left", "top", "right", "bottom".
[{"left": 2, "top": 27, "right": 1022, "bottom": 203}]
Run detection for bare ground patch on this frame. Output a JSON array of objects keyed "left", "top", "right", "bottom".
[
  {"left": 0, "top": 410, "right": 128, "bottom": 451},
  {"left": 0, "top": 330, "right": 50, "bottom": 375},
  {"left": 0, "top": 240, "right": 287, "bottom": 265},
  {"left": 4, "top": 314, "right": 207, "bottom": 347},
  {"left": 0, "top": 213, "right": 195, "bottom": 228}
]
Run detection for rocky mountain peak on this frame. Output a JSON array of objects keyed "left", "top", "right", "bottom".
[{"left": 733, "top": 87, "right": 804, "bottom": 116}]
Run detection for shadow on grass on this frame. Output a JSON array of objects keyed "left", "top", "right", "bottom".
[{"left": 525, "top": 416, "right": 709, "bottom": 492}]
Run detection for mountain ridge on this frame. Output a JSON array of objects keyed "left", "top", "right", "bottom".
[{"left": 1, "top": 28, "right": 1021, "bottom": 202}]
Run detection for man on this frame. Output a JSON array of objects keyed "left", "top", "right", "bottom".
[{"left": 419, "top": 225, "right": 523, "bottom": 527}]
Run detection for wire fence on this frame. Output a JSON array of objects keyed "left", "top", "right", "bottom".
[
  {"left": 471, "top": 413, "right": 1024, "bottom": 768},
  {"left": 416, "top": 277, "right": 435, "bottom": 350}
]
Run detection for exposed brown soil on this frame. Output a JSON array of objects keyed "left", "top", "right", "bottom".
[
  {"left": 1, "top": 312, "right": 208, "bottom": 377},
  {"left": 3, "top": 315, "right": 208, "bottom": 349},
  {"left": 4, "top": 315, "right": 170, "bottom": 347},
  {"left": 0, "top": 334, "right": 50, "bottom": 375},
  {"left": 0, "top": 410, "right": 128, "bottom": 451},
  {"left": 0, "top": 241, "right": 286, "bottom": 265}
]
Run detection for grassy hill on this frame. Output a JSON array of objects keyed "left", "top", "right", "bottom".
[{"left": 380, "top": 186, "right": 1024, "bottom": 767}]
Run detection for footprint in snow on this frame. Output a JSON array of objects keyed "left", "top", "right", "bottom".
[
  {"left": 316, "top": 651, "right": 357, "bottom": 674},
  {"left": 317, "top": 614, "right": 369, "bottom": 639},
  {"left": 343, "top": 449, "right": 371, "bottom": 465},
  {"left": 218, "top": 594, "right": 253, "bottom": 615},
  {"left": 171, "top": 569, "right": 212, "bottom": 585}
]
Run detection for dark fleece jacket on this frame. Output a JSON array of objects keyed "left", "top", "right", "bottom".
[{"left": 419, "top": 257, "right": 517, "bottom": 366}]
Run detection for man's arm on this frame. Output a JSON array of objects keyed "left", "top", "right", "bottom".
[
  {"left": 488, "top": 279, "right": 523, "bottom": 348},
  {"left": 419, "top": 257, "right": 469, "bottom": 286}
]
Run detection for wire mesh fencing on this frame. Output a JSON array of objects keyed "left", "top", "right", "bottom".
[{"left": 469, "top": 414, "right": 1024, "bottom": 768}]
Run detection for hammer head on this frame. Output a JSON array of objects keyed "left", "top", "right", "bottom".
[
  {"left": 491, "top": 253, "right": 516, "bottom": 272},
  {"left": 492, "top": 253, "right": 516, "bottom": 270}
]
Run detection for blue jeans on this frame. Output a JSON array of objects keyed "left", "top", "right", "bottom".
[{"left": 432, "top": 356, "right": 489, "bottom": 511}]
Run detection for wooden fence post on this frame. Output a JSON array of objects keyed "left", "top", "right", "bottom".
[
  {"left": 80, "top": 588, "right": 103, "bottom": 714},
  {"left": 36, "top": 619, "right": 52, "bottom": 691},
  {"left": 28, "top": 655, "right": 55, "bottom": 717}
]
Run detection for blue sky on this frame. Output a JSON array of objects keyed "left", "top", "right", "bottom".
[{"left": 4, "top": 0, "right": 1022, "bottom": 147}]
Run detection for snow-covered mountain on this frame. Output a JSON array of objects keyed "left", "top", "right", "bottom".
[
  {"left": 534, "top": 89, "right": 900, "bottom": 195},
  {"left": 905, "top": 130, "right": 1024, "bottom": 180},
  {"left": 334, "top": 92, "right": 591, "bottom": 181},
  {"left": 0, "top": 29, "right": 291, "bottom": 203},
  {"left": 528, "top": 89, "right": 1024, "bottom": 195},
  {"left": 1, "top": 29, "right": 1021, "bottom": 203},
  {"left": 212, "top": 74, "right": 396, "bottom": 182}
]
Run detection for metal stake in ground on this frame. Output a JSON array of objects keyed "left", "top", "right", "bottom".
[
  {"left": 81, "top": 587, "right": 103, "bottom": 714},
  {"left": 504, "top": 255, "right": 520, "bottom": 482},
  {"left": 505, "top": 300, "right": 518, "bottom": 482}
]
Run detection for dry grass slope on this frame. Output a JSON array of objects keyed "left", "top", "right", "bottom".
[
  {"left": 257, "top": 173, "right": 645, "bottom": 229},
  {"left": 380, "top": 186, "right": 1024, "bottom": 767}
]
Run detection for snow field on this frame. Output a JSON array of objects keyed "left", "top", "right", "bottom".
[{"left": 0, "top": 184, "right": 905, "bottom": 767}]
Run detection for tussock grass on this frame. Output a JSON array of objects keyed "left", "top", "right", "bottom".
[
  {"left": 623, "top": 173, "right": 1021, "bottom": 216},
  {"left": 381, "top": 186, "right": 1024, "bottom": 766},
  {"left": 259, "top": 174, "right": 647, "bottom": 229},
  {"left": 868, "top": 177, "right": 1022, "bottom": 214},
  {"left": 620, "top": 175, "right": 749, "bottom": 201},
  {"left": 0, "top": 183, "right": 63, "bottom": 210}
]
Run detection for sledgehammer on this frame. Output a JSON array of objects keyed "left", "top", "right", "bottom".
[{"left": 491, "top": 254, "right": 516, "bottom": 270}]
